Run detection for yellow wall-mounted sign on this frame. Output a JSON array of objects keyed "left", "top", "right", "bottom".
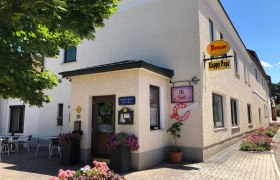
[
  {"left": 208, "top": 59, "right": 231, "bottom": 71},
  {"left": 76, "top": 106, "right": 82, "bottom": 114},
  {"left": 207, "top": 40, "right": 230, "bottom": 56}
]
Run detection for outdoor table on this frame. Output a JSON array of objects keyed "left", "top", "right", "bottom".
[{"left": 0, "top": 135, "right": 21, "bottom": 154}]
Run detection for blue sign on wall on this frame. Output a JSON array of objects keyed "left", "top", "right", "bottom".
[{"left": 118, "top": 96, "right": 136, "bottom": 105}]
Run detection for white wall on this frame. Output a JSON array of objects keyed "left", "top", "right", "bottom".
[{"left": 198, "top": 0, "right": 271, "bottom": 159}]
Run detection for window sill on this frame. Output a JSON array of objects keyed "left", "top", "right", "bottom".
[
  {"left": 248, "top": 124, "right": 253, "bottom": 128},
  {"left": 232, "top": 126, "right": 240, "bottom": 129},
  {"left": 61, "top": 60, "right": 77, "bottom": 64},
  {"left": 214, "top": 127, "right": 227, "bottom": 132}
]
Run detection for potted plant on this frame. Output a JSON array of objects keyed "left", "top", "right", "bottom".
[
  {"left": 58, "top": 132, "right": 81, "bottom": 165},
  {"left": 167, "top": 121, "right": 183, "bottom": 163},
  {"left": 105, "top": 132, "right": 139, "bottom": 173}
]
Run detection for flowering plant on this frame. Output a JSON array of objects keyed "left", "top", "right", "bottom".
[
  {"left": 105, "top": 132, "right": 139, "bottom": 151},
  {"left": 58, "top": 132, "right": 81, "bottom": 146},
  {"left": 50, "top": 161, "right": 125, "bottom": 180},
  {"left": 240, "top": 127, "right": 275, "bottom": 152}
]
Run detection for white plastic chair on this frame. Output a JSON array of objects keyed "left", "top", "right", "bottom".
[
  {"left": 17, "top": 135, "right": 32, "bottom": 152},
  {"left": 34, "top": 137, "right": 49, "bottom": 157}
]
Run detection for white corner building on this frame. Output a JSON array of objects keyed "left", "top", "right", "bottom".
[{"left": 0, "top": 0, "right": 272, "bottom": 170}]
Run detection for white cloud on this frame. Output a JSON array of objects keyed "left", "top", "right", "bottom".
[
  {"left": 261, "top": 61, "right": 273, "bottom": 68},
  {"left": 278, "top": 62, "right": 280, "bottom": 65}
]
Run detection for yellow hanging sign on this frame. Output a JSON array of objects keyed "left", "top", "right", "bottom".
[
  {"left": 208, "top": 59, "right": 231, "bottom": 71},
  {"left": 207, "top": 40, "right": 230, "bottom": 56}
]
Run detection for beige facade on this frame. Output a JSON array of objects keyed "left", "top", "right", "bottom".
[{"left": 0, "top": 0, "right": 272, "bottom": 171}]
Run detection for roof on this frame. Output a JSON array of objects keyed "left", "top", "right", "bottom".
[{"left": 59, "top": 60, "right": 174, "bottom": 78}]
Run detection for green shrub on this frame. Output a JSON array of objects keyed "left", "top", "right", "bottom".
[
  {"left": 264, "top": 130, "right": 275, "bottom": 138},
  {"left": 240, "top": 142, "right": 256, "bottom": 151},
  {"left": 256, "top": 147, "right": 266, "bottom": 152}
]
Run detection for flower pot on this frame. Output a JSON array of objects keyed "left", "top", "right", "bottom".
[
  {"left": 168, "top": 151, "right": 183, "bottom": 163},
  {"left": 110, "top": 146, "right": 131, "bottom": 173},
  {"left": 60, "top": 141, "right": 80, "bottom": 166}
]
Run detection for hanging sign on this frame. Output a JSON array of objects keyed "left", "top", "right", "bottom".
[
  {"left": 208, "top": 59, "right": 231, "bottom": 71},
  {"left": 207, "top": 40, "right": 230, "bottom": 56},
  {"left": 170, "top": 103, "right": 191, "bottom": 121},
  {"left": 171, "top": 86, "right": 193, "bottom": 103}
]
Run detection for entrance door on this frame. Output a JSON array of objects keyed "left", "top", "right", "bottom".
[{"left": 92, "top": 95, "right": 115, "bottom": 158}]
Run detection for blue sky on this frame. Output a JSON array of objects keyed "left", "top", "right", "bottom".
[{"left": 220, "top": 0, "right": 280, "bottom": 83}]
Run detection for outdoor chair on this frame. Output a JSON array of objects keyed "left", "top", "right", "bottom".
[
  {"left": 17, "top": 135, "right": 32, "bottom": 152},
  {"left": 35, "top": 137, "right": 50, "bottom": 157},
  {"left": 49, "top": 137, "right": 61, "bottom": 159}
]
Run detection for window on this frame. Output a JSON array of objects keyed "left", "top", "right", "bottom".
[
  {"left": 64, "top": 46, "right": 77, "bottom": 62},
  {"left": 231, "top": 99, "right": 238, "bottom": 127},
  {"left": 244, "top": 66, "right": 247, "bottom": 83},
  {"left": 247, "top": 104, "right": 252, "bottom": 124},
  {"left": 209, "top": 19, "right": 214, "bottom": 42},
  {"left": 9, "top": 106, "right": 25, "bottom": 133},
  {"left": 234, "top": 51, "right": 238, "bottom": 73},
  {"left": 255, "top": 69, "right": 258, "bottom": 80},
  {"left": 247, "top": 68, "right": 251, "bottom": 86},
  {"left": 259, "top": 108, "right": 261, "bottom": 122},
  {"left": 220, "top": 33, "right": 223, "bottom": 39},
  {"left": 150, "top": 85, "right": 160, "bottom": 130},
  {"left": 57, "top": 104, "right": 63, "bottom": 126},
  {"left": 213, "top": 93, "right": 224, "bottom": 128}
]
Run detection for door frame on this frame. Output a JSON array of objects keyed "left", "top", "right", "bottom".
[{"left": 91, "top": 95, "right": 116, "bottom": 158}]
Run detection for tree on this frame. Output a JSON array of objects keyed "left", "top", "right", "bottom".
[
  {"left": 0, "top": 0, "right": 118, "bottom": 106},
  {"left": 272, "top": 82, "right": 280, "bottom": 105}
]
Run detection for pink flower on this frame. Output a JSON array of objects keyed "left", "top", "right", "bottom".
[
  {"left": 49, "top": 177, "right": 57, "bottom": 180},
  {"left": 84, "top": 165, "right": 91, "bottom": 171}
]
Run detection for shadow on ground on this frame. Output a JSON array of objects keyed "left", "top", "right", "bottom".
[{"left": 0, "top": 147, "right": 84, "bottom": 177}]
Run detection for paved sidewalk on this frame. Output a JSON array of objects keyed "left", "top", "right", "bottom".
[
  {"left": 124, "top": 142, "right": 280, "bottom": 180},
  {"left": 0, "top": 137, "right": 279, "bottom": 179}
]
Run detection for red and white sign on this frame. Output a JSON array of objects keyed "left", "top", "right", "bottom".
[{"left": 171, "top": 103, "right": 191, "bottom": 121}]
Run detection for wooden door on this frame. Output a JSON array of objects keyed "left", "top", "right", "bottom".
[{"left": 92, "top": 95, "right": 115, "bottom": 158}]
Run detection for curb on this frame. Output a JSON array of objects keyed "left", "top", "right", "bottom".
[{"left": 272, "top": 129, "right": 280, "bottom": 179}]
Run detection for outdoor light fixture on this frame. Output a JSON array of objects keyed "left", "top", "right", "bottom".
[{"left": 170, "top": 76, "right": 200, "bottom": 86}]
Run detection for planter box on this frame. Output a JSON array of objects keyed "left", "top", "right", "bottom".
[
  {"left": 60, "top": 141, "right": 80, "bottom": 166},
  {"left": 110, "top": 146, "right": 131, "bottom": 173}
]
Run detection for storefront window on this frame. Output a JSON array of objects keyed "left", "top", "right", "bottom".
[
  {"left": 212, "top": 93, "right": 224, "bottom": 128},
  {"left": 150, "top": 85, "right": 160, "bottom": 130}
]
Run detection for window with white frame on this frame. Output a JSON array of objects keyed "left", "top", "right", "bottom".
[
  {"left": 213, "top": 93, "right": 224, "bottom": 128},
  {"left": 209, "top": 19, "right": 214, "bottom": 42},
  {"left": 259, "top": 108, "right": 261, "bottom": 122},
  {"left": 57, "top": 104, "right": 63, "bottom": 126},
  {"left": 64, "top": 46, "right": 77, "bottom": 63},
  {"left": 247, "top": 104, "right": 252, "bottom": 124},
  {"left": 244, "top": 66, "right": 248, "bottom": 83},
  {"left": 150, "top": 85, "right": 160, "bottom": 130},
  {"left": 231, "top": 99, "right": 238, "bottom": 127},
  {"left": 234, "top": 51, "right": 238, "bottom": 73}
]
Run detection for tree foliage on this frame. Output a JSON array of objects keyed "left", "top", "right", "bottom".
[
  {"left": 0, "top": 0, "right": 118, "bottom": 106},
  {"left": 272, "top": 82, "right": 280, "bottom": 105}
]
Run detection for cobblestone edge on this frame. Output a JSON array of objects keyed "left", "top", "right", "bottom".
[{"left": 272, "top": 129, "right": 280, "bottom": 179}]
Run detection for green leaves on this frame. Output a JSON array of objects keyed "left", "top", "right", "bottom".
[
  {"left": 272, "top": 82, "right": 280, "bottom": 105},
  {"left": 0, "top": 0, "right": 119, "bottom": 106}
]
